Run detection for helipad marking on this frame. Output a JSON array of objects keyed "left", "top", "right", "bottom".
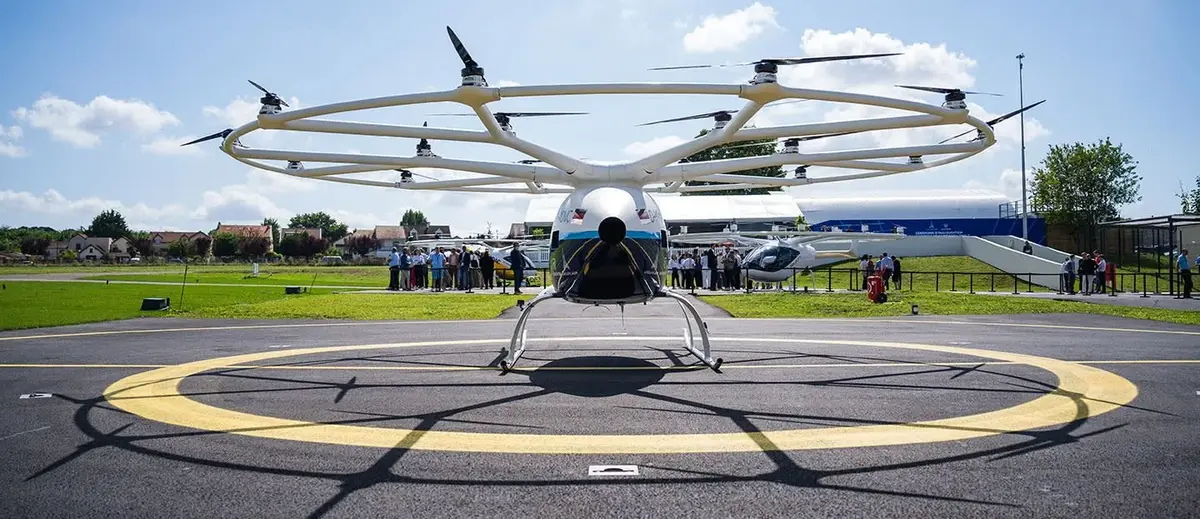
[
  {"left": 103, "top": 336, "right": 1140, "bottom": 454},
  {"left": 3, "top": 316, "right": 1197, "bottom": 342},
  {"left": 4, "top": 359, "right": 1198, "bottom": 371}
]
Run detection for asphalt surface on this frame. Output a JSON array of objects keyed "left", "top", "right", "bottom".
[{"left": 2, "top": 305, "right": 1198, "bottom": 518}]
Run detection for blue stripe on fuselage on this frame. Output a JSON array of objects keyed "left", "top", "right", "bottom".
[{"left": 558, "top": 230, "right": 661, "bottom": 240}]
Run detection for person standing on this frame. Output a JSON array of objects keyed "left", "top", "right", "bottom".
[
  {"left": 481, "top": 249, "right": 494, "bottom": 289},
  {"left": 460, "top": 247, "right": 474, "bottom": 293},
  {"left": 399, "top": 247, "right": 412, "bottom": 291},
  {"left": 430, "top": 247, "right": 446, "bottom": 291},
  {"left": 1079, "top": 252, "right": 1095, "bottom": 295},
  {"left": 509, "top": 243, "right": 524, "bottom": 294},
  {"left": 387, "top": 246, "right": 401, "bottom": 291},
  {"left": 446, "top": 248, "right": 459, "bottom": 290},
  {"left": 700, "top": 250, "right": 711, "bottom": 290},
  {"left": 1094, "top": 252, "right": 1107, "bottom": 294},
  {"left": 705, "top": 245, "right": 719, "bottom": 290},
  {"left": 1060, "top": 256, "right": 1075, "bottom": 294},
  {"left": 891, "top": 256, "right": 902, "bottom": 290},
  {"left": 1179, "top": 249, "right": 1193, "bottom": 299},
  {"left": 878, "top": 253, "right": 893, "bottom": 290},
  {"left": 669, "top": 253, "right": 680, "bottom": 288}
]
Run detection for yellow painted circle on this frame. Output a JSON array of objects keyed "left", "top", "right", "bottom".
[{"left": 103, "top": 337, "right": 1138, "bottom": 454}]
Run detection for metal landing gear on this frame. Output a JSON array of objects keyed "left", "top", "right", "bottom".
[
  {"left": 501, "top": 286, "right": 559, "bottom": 372},
  {"left": 500, "top": 288, "right": 723, "bottom": 373},
  {"left": 660, "top": 289, "right": 723, "bottom": 372}
]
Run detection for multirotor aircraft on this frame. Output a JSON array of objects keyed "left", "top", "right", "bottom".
[
  {"left": 183, "top": 26, "right": 1040, "bottom": 372},
  {"left": 668, "top": 230, "right": 903, "bottom": 283}
]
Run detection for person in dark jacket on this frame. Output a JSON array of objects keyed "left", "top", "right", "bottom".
[
  {"left": 508, "top": 243, "right": 524, "bottom": 294},
  {"left": 891, "top": 256, "right": 902, "bottom": 290},
  {"left": 480, "top": 250, "right": 494, "bottom": 289}
]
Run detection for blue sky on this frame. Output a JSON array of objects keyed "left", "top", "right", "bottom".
[{"left": 1, "top": 0, "right": 1195, "bottom": 235}]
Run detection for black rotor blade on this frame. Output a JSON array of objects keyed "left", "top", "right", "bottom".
[
  {"left": 515, "top": 159, "right": 543, "bottom": 164},
  {"left": 986, "top": 99, "right": 1045, "bottom": 126},
  {"left": 937, "top": 99, "right": 1046, "bottom": 144},
  {"left": 180, "top": 129, "right": 231, "bottom": 147},
  {"left": 761, "top": 52, "right": 903, "bottom": 66},
  {"left": 446, "top": 26, "right": 479, "bottom": 69},
  {"left": 637, "top": 110, "right": 738, "bottom": 127},
  {"left": 897, "top": 84, "right": 1002, "bottom": 96},
  {"left": 499, "top": 112, "right": 588, "bottom": 117},
  {"left": 648, "top": 52, "right": 901, "bottom": 71},
  {"left": 426, "top": 113, "right": 477, "bottom": 116},
  {"left": 248, "top": 80, "right": 288, "bottom": 106}
]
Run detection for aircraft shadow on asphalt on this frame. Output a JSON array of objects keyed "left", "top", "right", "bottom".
[{"left": 26, "top": 346, "right": 1172, "bottom": 519}]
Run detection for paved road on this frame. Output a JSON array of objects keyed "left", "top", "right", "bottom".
[{"left": 1, "top": 313, "right": 1198, "bottom": 518}]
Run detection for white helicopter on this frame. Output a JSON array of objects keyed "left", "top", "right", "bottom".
[
  {"left": 183, "top": 26, "right": 1032, "bottom": 372},
  {"left": 668, "top": 229, "right": 903, "bottom": 284}
]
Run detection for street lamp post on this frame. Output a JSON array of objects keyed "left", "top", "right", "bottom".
[{"left": 1017, "top": 53, "right": 1029, "bottom": 241}]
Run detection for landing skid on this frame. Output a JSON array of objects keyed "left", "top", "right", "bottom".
[{"left": 500, "top": 287, "right": 722, "bottom": 373}]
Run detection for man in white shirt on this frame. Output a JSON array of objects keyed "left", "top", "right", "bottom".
[
  {"left": 1060, "top": 256, "right": 1075, "bottom": 294},
  {"left": 387, "top": 246, "right": 401, "bottom": 291},
  {"left": 1095, "top": 253, "right": 1107, "bottom": 294}
]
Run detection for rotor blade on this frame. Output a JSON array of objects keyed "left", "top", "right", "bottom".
[
  {"left": 499, "top": 112, "right": 588, "bottom": 117},
  {"left": 646, "top": 64, "right": 719, "bottom": 71},
  {"left": 446, "top": 26, "right": 479, "bottom": 69},
  {"left": 248, "top": 79, "right": 270, "bottom": 94},
  {"left": 180, "top": 129, "right": 231, "bottom": 147},
  {"left": 897, "top": 84, "right": 1002, "bottom": 96},
  {"left": 766, "top": 53, "right": 902, "bottom": 65},
  {"left": 637, "top": 110, "right": 737, "bottom": 127},
  {"left": 937, "top": 99, "right": 1046, "bottom": 144},
  {"left": 426, "top": 113, "right": 477, "bottom": 116},
  {"left": 987, "top": 99, "right": 1045, "bottom": 126}
]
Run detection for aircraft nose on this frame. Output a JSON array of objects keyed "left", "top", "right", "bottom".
[{"left": 598, "top": 216, "right": 626, "bottom": 245}]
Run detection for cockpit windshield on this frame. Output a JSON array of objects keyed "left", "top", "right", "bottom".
[{"left": 742, "top": 245, "right": 799, "bottom": 272}]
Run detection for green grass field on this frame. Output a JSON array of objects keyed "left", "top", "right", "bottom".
[
  {"left": 784, "top": 256, "right": 1053, "bottom": 293},
  {"left": 0, "top": 281, "right": 522, "bottom": 331},
  {"left": 701, "top": 292, "right": 1200, "bottom": 326}
]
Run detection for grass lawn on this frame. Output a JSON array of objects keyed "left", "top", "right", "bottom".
[
  {"left": 0, "top": 281, "right": 522, "bottom": 331},
  {"left": 702, "top": 291, "right": 1200, "bottom": 326},
  {"left": 786, "top": 256, "right": 1054, "bottom": 293},
  {"left": 80, "top": 267, "right": 388, "bottom": 287}
]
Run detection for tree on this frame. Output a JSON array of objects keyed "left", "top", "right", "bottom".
[
  {"left": 288, "top": 212, "right": 349, "bottom": 244},
  {"left": 193, "top": 235, "right": 212, "bottom": 257},
  {"left": 167, "top": 239, "right": 196, "bottom": 259},
  {"left": 795, "top": 213, "right": 808, "bottom": 231},
  {"left": 278, "top": 232, "right": 329, "bottom": 258},
  {"left": 211, "top": 232, "right": 239, "bottom": 257},
  {"left": 347, "top": 234, "right": 378, "bottom": 257},
  {"left": 240, "top": 236, "right": 272, "bottom": 258},
  {"left": 19, "top": 236, "right": 51, "bottom": 256},
  {"left": 401, "top": 209, "right": 429, "bottom": 228},
  {"left": 87, "top": 209, "right": 130, "bottom": 238},
  {"left": 262, "top": 218, "right": 281, "bottom": 248},
  {"left": 1030, "top": 138, "right": 1141, "bottom": 248},
  {"left": 1178, "top": 175, "right": 1200, "bottom": 214},
  {"left": 679, "top": 129, "right": 784, "bottom": 196},
  {"left": 126, "top": 231, "right": 155, "bottom": 257}
]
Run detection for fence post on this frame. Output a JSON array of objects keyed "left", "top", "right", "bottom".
[
  {"left": 950, "top": 272, "right": 956, "bottom": 292},
  {"left": 827, "top": 268, "right": 833, "bottom": 292},
  {"left": 1027, "top": 273, "right": 1033, "bottom": 293},
  {"left": 969, "top": 273, "right": 974, "bottom": 294},
  {"left": 935, "top": 272, "right": 940, "bottom": 292},
  {"left": 1142, "top": 273, "right": 1149, "bottom": 298},
  {"left": 991, "top": 272, "right": 996, "bottom": 292},
  {"left": 1012, "top": 275, "right": 1019, "bottom": 294}
]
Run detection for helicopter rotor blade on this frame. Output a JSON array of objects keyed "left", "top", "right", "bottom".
[
  {"left": 896, "top": 84, "right": 1003, "bottom": 97},
  {"left": 446, "top": 26, "right": 480, "bottom": 69},
  {"left": 648, "top": 53, "right": 901, "bottom": 71},
  {"left": 180, "top": 129, "right": 232, "bottom": 147},
  {"left": 937, "top": 99, "right": 1046, "bottom": 144},
  {"left": 247, "top": 80, "right": 288, "bottom": 106},
  {"left": 636, "top": 110, "right": 738, "bottom": 127}
]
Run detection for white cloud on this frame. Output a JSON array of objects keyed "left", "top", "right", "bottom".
[
  {"left": 12, "top": 95, "right": 180, "bottom": 148},
  {"left": 141, "top": 135, "right": 203, "bottom": 156},
  {"left": 0, "top": 188, "right": 190, "bottom": 230},
  {"left": 964, "top": 168, "right": 1026, "bottom": 199},
  {"left": 245, "top": 168, "right": 317, "bottom": 193},
  {"left": 0, "top": 124, "right": 26, "bottom": 157},
  {"left": 620, "top": 8, "right": 637, "bottom": 20},
  {"left": 624, "top": 135, "right": 688, "bottom": 157},
  {"left": 683, "top": 2, "right": 779, "bottom": 53}
]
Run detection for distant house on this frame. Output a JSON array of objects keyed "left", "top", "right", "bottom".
[
  {"left": 213, "top": 223, "right": 275, "bottom": 252},
  {"left": 148, "top": 231, "right": 209, "bottom": 253},
  {"left": 78, "top": 243, "right": 106, "bottom": 261},
  {"left": 332, "top": 229, "right": 376, "bottom": 255},
  {"left": 371, "top": 225, "right": 407, "bottom": 257},
  {"left": 281, "top": 227, "right": 323, "bottom": 240},
  {"left": 405, "top": 224, "right": 452, "bottom": 241}
]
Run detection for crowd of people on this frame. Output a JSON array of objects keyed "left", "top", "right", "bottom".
[
  {"left": 385, "top": 245, "right": 510, "bottom": 292},
  {"left": 667, "top": 245, "right": 746, "bottom": 291},
  {"left": 1059, "top": 251, "right": 1115, "bottom": 295},
  {"left": 858, "top": 253, "right": 903, "bottom": 290}
]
